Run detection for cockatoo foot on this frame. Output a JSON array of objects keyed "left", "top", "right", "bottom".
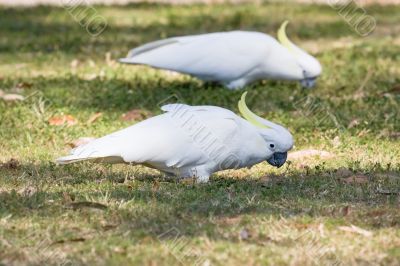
[
  {"left": 195, "top": 175, "right": 210, "bottom": 183},
  {"left": 225, "top": 78, "right": 247, "bottom": 90}
]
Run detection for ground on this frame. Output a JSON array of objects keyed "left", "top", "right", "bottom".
[{"left": 0, "top": 2, "right": 399, "bottom": 265}]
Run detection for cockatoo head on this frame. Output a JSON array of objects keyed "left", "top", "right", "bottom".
[
  {"left": 277, "top": 21, "right": 322, "bottom": 88},
  {"left": 238, "top": 92, "right": 294, "bottom": 168}
]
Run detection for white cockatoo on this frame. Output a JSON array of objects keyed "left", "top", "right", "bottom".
[
  {"left": 119, "top": 21, "right": 321, "bottom": 89},
  {"left": 56, "top": 92, "right": 294, "bottom": 183}
]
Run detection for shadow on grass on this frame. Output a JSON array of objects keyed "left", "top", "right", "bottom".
[
  {"left": 17, "top": 75, "right": 299, "bottom": 112},
  {"left": 0, "top": 3, "right": 356, "bottom": 55},
  {"left": 0, "top": 2, "right": 400, "bottom": 243},
  {"left": 1, "top": 161, "right": 399, "bottom": 239},
  {"left": 6, "top": 73, "right": 397, "bottom": 135}
]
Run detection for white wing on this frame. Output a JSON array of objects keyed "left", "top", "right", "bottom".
[
  {"left": 119, "top": 31, "right": 277, "bottom": 82},
  {"left": 56, "top": 105, "right": 241, "bottom": 171}
]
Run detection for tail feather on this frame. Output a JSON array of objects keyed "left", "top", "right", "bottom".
[
  {"left": 56, "top": 136, "right": 126, "bottom": 165},
  {"left": 56, "top": 155, "right": 92, "bottom": 165},
  {"left": 119, "top": 38, "right": 179, "bottom": 65},
  {"left": 56, "top": 155, "right": 125, "bottom": 165}
]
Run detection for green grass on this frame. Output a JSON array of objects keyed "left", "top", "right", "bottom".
[{"left": 0, "top": 2, "right": 400, "bottom": 265}]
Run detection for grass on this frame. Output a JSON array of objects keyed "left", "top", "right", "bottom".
[{"left": 0, "top": 1, "right": 400, "bottom": 265}]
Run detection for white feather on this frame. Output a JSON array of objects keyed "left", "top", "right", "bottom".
[
  {"left": 57, "top": 104, "right": 293, "bottom": 182},
  {"left": 119, "top": 30, "right": 321, "bottom": 89}
]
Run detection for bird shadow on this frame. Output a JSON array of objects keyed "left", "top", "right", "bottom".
[
  {"left": 16, "top": 75, "right": 299, "bottom": 114},
  {"left": 1, "top": 161, "right": 399, "bottom": 240},
  {"left": 0, "top": 3, "right": 353, "bottom": 56}
]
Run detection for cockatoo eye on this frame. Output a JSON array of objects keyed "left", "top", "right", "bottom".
[{"left": 270, "top": 143, "right": 275, "bottom": 149}]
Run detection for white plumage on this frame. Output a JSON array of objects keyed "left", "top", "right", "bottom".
[
  {"left": 119, "top": 21, "right": 322, "bottom": 89},
  {"left": 57, "top": 93, "right": 294, "bottom": 183}
]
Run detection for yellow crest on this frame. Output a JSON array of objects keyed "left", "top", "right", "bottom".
[
  {"left": 238, "top": 92, "right": 270, "bottom": 129},
  {"left": 277, "top": 20, "right": 299, "bottom": 56}
]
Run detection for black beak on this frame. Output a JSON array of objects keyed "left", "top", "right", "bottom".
[
  {"left": 267, "top": 152, "right": 288, "bottom": 168},
  {"left": 300, "top": 77, "right": 317, "bottom": 88}
]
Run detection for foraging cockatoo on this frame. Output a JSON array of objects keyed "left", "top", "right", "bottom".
[
  {"left": 56, "top": 92, "right": 294, "bottom": 183},
  {"left": 119, "top": 21, "right": 321, "bottom": 89}
]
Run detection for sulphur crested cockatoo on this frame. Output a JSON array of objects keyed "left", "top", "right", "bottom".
[
  {"left": 56, "top": 92, "right": 294, "bottom": 183},
  {"left": 119, "top": 21, "right": 321, "bottom": 89}
]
